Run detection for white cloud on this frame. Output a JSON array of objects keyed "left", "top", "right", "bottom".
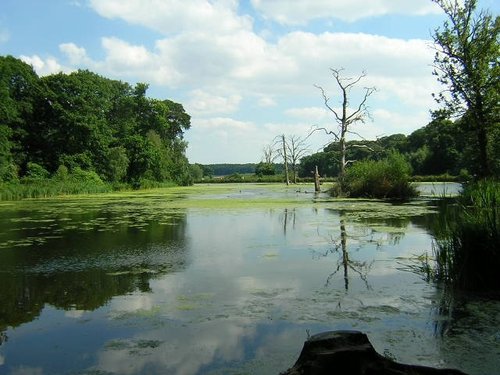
[
  {"left": 20, "top": 54, "right": 69, "bottom": 76},
  {"left": 371, "top": 108, "right": 431, "bottom": 138},
  {"left": 59, "top": 42, "right": 90, "bottom": 65},
  {"left": 89, "top": 0, "right": 252, "bottom": 35},
  {"left": 194, "top": 117, "right": 255, "bottom": 132},
  {"left": 285, "top": 107, "right": 329, "bottom": 122},
  {"left": 257, "top": 95, "right": 277, "bottom": 107},
  {"left": 250, "top": 0, "right": 441, "bottom": 24},
  {"left": 187, "top": 89, "right": 241, "bottom": 115},
  {"left": 30, "top": 0, "right": 441, "bottom": 162}
]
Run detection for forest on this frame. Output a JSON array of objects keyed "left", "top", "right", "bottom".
[{"left": 0, "top": 55, "right": 193, "bottom": 192}]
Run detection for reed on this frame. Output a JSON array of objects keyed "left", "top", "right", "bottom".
[{"left": 433, "top": 180, "right": 500, "bottom": 291}]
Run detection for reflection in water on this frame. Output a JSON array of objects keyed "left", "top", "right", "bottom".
[
  {"left": 0, "top": 199, "right": 188, "bottom": 343},
  {"left": 0, "top": 189, "right": 499, "bottom": 375},
  {"left": 314, "top": 218, "right": 373, "bottom": 291}
]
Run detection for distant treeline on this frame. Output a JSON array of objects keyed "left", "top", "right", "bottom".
[
  {"left": 193, "top": 163, "right": 288, "bottom": 178},
  {"left": 0, "top": 55, "right": 192, "bottom": 188},
  {"left": 197, "top": 114, "right": 500, "bottom": 182},
  {"left": 299, "top": 116, "right": 500, "bottom": 180}
]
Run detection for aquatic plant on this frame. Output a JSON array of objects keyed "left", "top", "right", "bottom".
[
  {"left": 341, "top": 152, "right": 418, "bottom": 199},
  {"left": 433, "top": 179, "right": 500, "bottom": 292}
]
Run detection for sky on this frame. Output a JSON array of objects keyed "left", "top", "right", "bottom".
[{"left": 0, "top": 0, "right": 498, "bottom": 164}]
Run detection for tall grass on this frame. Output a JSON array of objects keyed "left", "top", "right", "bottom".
[
  {"left": 0, "top": 179, "right": 113, "bottom": 200},
  {"left": 342, "top": 152, "right": 418, "bottom": 199},
  {"left": 433, "top": 180, "right": 500, "bottom": 292}
]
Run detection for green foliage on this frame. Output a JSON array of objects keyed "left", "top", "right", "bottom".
[
  {"left": 0, "top": 124, "right": 15, "bottom": 181},
  {"left": 343, "top": 152, "right": 418, "bottom": 199},
  {"left": 189, "top": 164, "right": 204, "bottom": 181},
  {"left": 432, "top": 0, "right": 499, "bottom": 177},
  {"left": 432, "top": 180, "right": 500, "bottom": 291},
  {"left": 0, "top": 56, "right": 192, "bottom": 193},
  {"left": 25, "top": 162, "right": 49, "bottom": 180},
  {"left": 299, "top": 151, "right": 339, "bottom": 178},
  {"left": 105, "top": 146, "right": 129, "bottom": 182},
  {"left": 255, "top": 162, "right": 275, "bottom": 177}
]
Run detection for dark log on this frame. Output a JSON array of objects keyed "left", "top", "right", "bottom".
[{"left": 281, "top": 330, "right": 468, "bottom": 375}]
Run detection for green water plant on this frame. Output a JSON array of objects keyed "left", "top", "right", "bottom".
[
  {"left": 341, "top": 152, "right": 418, "bottom": 199},
  {"left": 432, "top": 179, "right": 500, "bottom": 292}
]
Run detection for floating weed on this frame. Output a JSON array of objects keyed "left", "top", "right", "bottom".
[
  {"left": 109, "top": 305, "right": 162, "bottom": 321},
  {"left": 175, "top": 293, "right": 215, "bottom": 311},
  {"left": 105, "top": 339, "right": 163, "bottom": 353},
  {"left": 262, "top": 252, "right": 279, "bottom": 259}
]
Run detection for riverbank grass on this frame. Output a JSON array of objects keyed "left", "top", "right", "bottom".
[{"left": 433, "top": 180, "right": 500, "bottom": 292}]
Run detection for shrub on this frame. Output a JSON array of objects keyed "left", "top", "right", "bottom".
[
  {"left": 25, "top": 162, "right": 50, "bottom": 180},
  {"left": 343, "top": 152, "right": 418, "bottom": 199}
]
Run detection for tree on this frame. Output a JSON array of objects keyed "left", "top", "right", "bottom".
[
  {"left": 257, "top": 142, "right": 278, "bottom": 178},
  {"left": 299, "top": 151, "right": 339, "bottom": 178},
  {"left": 279, "top": 134, "right": 290, "bottom": 185},
  {"left": 255, "top": 162, "right": 276, "bottom": 177},
  {"left": 285, "top": 135, "right": 309, "bottom": 183},
  {"left": 0, "top": 55, "right": 41, "bottom": 175},
  {"left": 431, "top": 0, "right": 499, "bottom": 178},
  {"left": 315, "top": 68, "right": 376, "bottom": 189},
  {"left": 262, "top": 143, "right": 277, "bottom": 164}
]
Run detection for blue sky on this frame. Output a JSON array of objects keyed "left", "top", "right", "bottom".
[{"left": 1, "top": 0, "right": 498, "bottom": 164}]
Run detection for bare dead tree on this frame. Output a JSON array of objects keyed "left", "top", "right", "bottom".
[
  {"left": 262, "top": 143, "right": 278, "bottom": 164},
  {"left": 314, "top": 68, "right": 376, "bottom": 190},
  {"left": 286, "top": 135, "right": 310, "bottom": 183}
]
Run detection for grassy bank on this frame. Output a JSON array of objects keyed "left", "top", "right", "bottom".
[{"left": 0, "top": 177, "right": 178, "bottom": 201}]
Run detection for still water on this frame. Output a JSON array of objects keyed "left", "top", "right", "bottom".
[{"left": 0, "top": 183, "right": 498, "bottom": 375}]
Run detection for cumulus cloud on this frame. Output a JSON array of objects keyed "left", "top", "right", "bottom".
[
  {"left": 60, "top": 42, "right": 90, "bottom": 65},
  {"left": 20, "top": 54, "right": 69, "bottom": 76},
  {"left": 83, "top": 0, "right": 436, "bottom": 106},
  {"left": 33, "top": 0, "right": 440, "bottom": 162},
  {"left": 89, "top": 0, "right": 252, "bottom": 35},
  {"left": 250, "top": 0, "right": 442, "bottom": 24},
  {"left": 187, "top": 89, "right": 242, "bottom": 115}
]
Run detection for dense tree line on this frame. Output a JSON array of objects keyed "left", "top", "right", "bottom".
[
  {"left": 0, "top": 55, "right": 192, "bottom": 187},
  {"left": 299, "top": 116, "right": 500, "bottom": 180}
]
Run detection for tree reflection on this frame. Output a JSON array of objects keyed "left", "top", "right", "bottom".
[
  {"left": 281, "top": 208, "right": 296, "bottom": 235},
  {"left": 313, "top": 216, "right": 373, "bottom": 291},
  {"left": 0, "top": 210, "right": 189, "bottom": 336}
]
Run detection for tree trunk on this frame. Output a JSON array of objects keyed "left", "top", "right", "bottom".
[
  {"left": 314, "top": 165, "right": 320, "bottom": 192},
  {"left": 282, "top": 134, "right": 290, "bottom": 185}
]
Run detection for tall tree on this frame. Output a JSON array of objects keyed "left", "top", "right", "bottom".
[
  {"left": 432, "top": 0, "right": 499, "bottom": 178},
  {"left": 0, "top": 55, "right": 41, "bottom": 175},
  {"left": 315, "top": 68, "right": 376, "bottom": 189}
]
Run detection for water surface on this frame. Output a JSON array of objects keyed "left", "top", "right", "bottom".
[{"left": 0, "top": 183, "right": 498, "bottom": 374}]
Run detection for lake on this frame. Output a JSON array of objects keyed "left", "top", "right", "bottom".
[{"left": 0, "top": 183, "right": 498, "bottom": 375}]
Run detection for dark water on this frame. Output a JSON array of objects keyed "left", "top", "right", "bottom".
[{"left": 0, "top": 184, "right": 498, "bottom": 375}]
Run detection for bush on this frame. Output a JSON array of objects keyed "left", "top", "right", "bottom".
[
  {"left": 25, "top": 162, "right": 50, "bottom": 180},
  {"left": 343, "top": 152, "right": 418, "bottom": 199}
]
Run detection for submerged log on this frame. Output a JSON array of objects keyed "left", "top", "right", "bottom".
[{"left": 282, "top": 330, "right": 468, "bottom": 375}]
